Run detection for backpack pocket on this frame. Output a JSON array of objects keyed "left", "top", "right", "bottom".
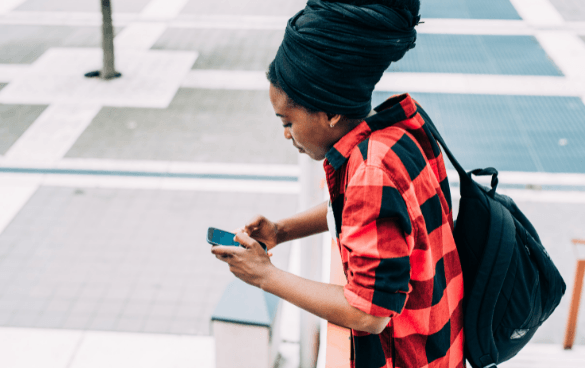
[{"left": 493, "top": 232, "right": 543, "bottom": 362}]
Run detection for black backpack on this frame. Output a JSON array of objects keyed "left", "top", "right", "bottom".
[{"left": 417, "top": 106, "right": 566, "bottom": 368}]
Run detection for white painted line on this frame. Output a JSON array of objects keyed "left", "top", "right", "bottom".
[
  {"left": 140, "top": 0, "right": 189, "bottom": 20},
  {"left": 4, "top": 104, "right": 100, "bottom": 162},
  {"left": 182, "top": 70, "right": 270, "bottom": 90},
  {"left": 450, "top": 187, "right": 585, "bottom": 204},
  {"left": 0, "top": 0, "right": 26, "bottom": 15},
  {"left": 0, "top": 48, "right": 198, "bottom": 108},
  {"left": 68, "top": 330, "right": 214, "bottom": 368},
  {"left": 0, "top": 327, "right": 84, "bottom": 368},
  {"left": 447, "top": 170, "right": 585, "bottom": 187},
  {"left": 417, "top": 18, "right": 532, "bottom": 35},
  {"left": 34, "top": 173, "right": 300, "bottom": 194},
  {"left": 183, "top": 69, "right": 585, "bottom": 96},
  {"left": 509, "top": 0, "right": 565, "bottom": 27},
  {"left": 0, "top": 158, "right": 300, "bottom": 177},
  {"left": 535, "top": 31, "right": 585, "bottom": 79},
  {"left": 0, "top": 64, "right": 29, "bottom": 83},
  {"left": 158, "top": 177, "right": 299, "bottom": 194},
  {"left": 167, "top": 160, "right": 299, "bottom": 177},
  {"left": 114, "top": 22, "right": 168, "bottom": 50},
  {"left": 498, "top": 189, "right": 585, "bottom": 203},
  {"left": 376, "top": 72, "right": 582, "bottom": 96},
  {"left": 0, "top": 176, "right": 40, "bottom": 234}
]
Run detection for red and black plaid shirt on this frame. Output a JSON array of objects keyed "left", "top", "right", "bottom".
[{"left": 324, "top": 94, "right": 464, "bottom": 368}]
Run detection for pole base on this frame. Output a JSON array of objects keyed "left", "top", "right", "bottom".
[{"left": 84, "top": 70, "right": 122, "bottom": 79}]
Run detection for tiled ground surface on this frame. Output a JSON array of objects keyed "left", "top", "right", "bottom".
[
  {"left": 0, "top": 103, "right": 47, "bottom": 154},
  {"left": 373, "top": 92, "right": 585, "bottom": 173},
  {"left": 550, "top": 0, "right": 585, "bottom": 21},
  {"left": 181, "top": 0, "right": 306, "bottom": 16},
  {"left": 152, "top": 28, "right": 284, "bottom": 70},
  {"left": 421, "top": 0, "right": 521, "bottom": 19},
  {"left": 387, "top": 34, "right": 563, "bottom": 76},
  {"left": 65, "top": 88, "right": 298, "bottom": 164},
  {"left": 0, "top": 25, "right": 121, "bottom": 64},
  {"left": 14, "top": 0, "right": 152, "bottom": 13},
  {"left": 0, "top": 186, "right": 296, "bottom": 335}
]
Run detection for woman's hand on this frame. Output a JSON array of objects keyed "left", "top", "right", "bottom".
[
  {"left": 211, "top": 231, "right": 276, "bottom": 288},
  {"left": 234, "top": 215, "right": 280, "bottom": 251}
]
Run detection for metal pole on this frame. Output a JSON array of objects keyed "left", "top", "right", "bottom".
[
  {"left": 101, "top": 0, "right": 118, "bottom": 79},
  {"left": 299, "top": 154, "right": 324, "bottom": 368}
]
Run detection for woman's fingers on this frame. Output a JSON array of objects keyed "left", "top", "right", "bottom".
[
  {"left": 234, "top": 231, "right": 256, "bottom": 249},
  {"left": 244, "top": 215, "right": 264, "bottom": 233},
  {"left": 211, "top": 245, "right": 244, "bottom": 258}
]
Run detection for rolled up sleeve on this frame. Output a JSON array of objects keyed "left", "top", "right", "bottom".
[{"left": 340, "top": 165, "right": 413, "bottom": 318}]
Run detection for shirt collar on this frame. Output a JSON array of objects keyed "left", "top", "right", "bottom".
[{"left": 324, "top": 93, "right": 418, "bottom": 171}]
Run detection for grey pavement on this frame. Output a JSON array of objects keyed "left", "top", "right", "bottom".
[
  {"left": 181, "top": 0, "right": 306, "bottom": 16},
  {"left": 0, "top": 186, "right": 296, "bottom": 335},
  {"left": 152, "top": 28, "right": 284, "bottom": 70},
  {"left": 65, "top": 88, "right": 298, "bottom": 165},
  {"left": 0, "top": 103, "right": 46, "bottom": 155},
  {"left": 0, "top": 25, "right": 122, "bottom": 64}
]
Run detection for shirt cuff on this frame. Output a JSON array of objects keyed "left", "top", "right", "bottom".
[{"left": 344, "top": 283, "right": 407, "bottom": 318}]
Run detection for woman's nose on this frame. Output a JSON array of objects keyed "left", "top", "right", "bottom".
[{"left": 283, "top": 127, "right": 292, "bottom": 140}]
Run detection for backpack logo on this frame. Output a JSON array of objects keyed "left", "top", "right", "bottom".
[{"left": 510, "top": 329, "right": 529, "bottom": 340}]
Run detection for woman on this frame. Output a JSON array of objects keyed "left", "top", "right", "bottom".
[{"left": 211, "top": 1, "right": 464, "bottom": 367}]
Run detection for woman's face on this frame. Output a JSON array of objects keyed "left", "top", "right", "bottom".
[{"left": 269, "top": 84, "right": 343, "bottom": 161}]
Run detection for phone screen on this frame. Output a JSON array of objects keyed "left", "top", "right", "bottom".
[
  {"left": 207, "top": 227, "right": 268, "bottom": 251},
  {"left": 208, "top": 228, "right": 240, "bottom": 247}
]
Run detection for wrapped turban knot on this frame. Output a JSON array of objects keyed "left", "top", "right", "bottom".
[{"left": 274, "top": 0, "right": 420, "bottom": 119}]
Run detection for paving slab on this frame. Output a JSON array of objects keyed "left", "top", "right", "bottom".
[
  {"left": 0, "top": 186, "right": 296, "bottom": 335},
  {"left": 65, "top": 88, "right": 298, "bottom": 165},
  {"left": 0, "top": 103, "right": 47, "bottom": 154},
  {"left": 549, "top": 0, "right": 585, "bottom": 22},
  {"left": 152, "top": 28, "right": 284, "bottom": 70},
  {"left": 14, "top": 0, "right": 151, "bottom": 13},
  {"left": 181, "top": 0, "right": 305, "bottom": 17},
  {"left": 388, "top": 34, "right": 563, "bottom": 76},
  {"left": 421, "top": 0, "right": 521, "bottom": 20},
  {"left": 373, "top": 92, "right": 585, "bottom": 173},
  {"left": 0, "top": 25, "right": 121, "bottom": 64}
]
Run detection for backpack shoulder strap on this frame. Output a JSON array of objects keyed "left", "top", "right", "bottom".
[{"left": 416, "top": 105, "right": 468, "bottom": 181}]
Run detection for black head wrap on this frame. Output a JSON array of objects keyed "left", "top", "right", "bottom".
[{"left": 274, "top": 0, "right": 420, "bottom": 119}]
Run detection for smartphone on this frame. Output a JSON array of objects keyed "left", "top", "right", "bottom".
[{"left": 207, "top": 227, "right": 267, "bottom": 252}]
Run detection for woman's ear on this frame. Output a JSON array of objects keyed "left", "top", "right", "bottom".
[{"left": 326, "top": 113, "right": 342, "bottom": 128}]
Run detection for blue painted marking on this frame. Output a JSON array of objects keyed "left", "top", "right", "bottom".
[
  {"left": 388, "top": 34, "right": 563, "bottom": 76},
  {"left": 0, "top": 167, "right": 298, "bottom": 182},
  {"left": 373, "top": 92, "right": 585, "bottom": 174},
  {"left": 421, "top": 0, "right": 521, "bottom": 20}
]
